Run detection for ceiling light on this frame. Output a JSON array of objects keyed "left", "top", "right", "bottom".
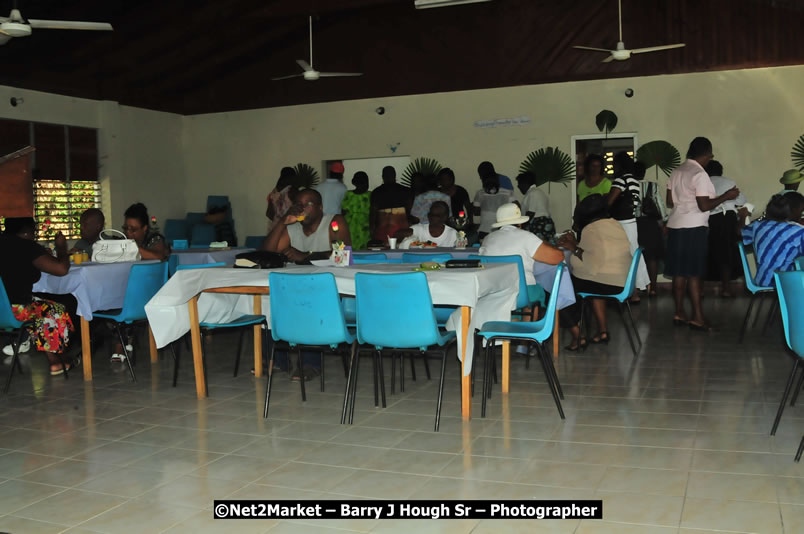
[{"left": 414, "top": 0, "right": 493, "bottom": 9}]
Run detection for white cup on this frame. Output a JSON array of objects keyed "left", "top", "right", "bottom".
[{"left": 388, "top": 237, "right": 398, "bottom": 249}]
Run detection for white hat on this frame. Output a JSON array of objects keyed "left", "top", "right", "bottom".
[{"left": 491, "top": 203, "right": 530, "bottom": 228}]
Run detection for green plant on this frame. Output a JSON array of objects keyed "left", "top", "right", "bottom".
[
  {"left": 596, "top": 110, "right": 618, "bottom": 138},
  {"left": 636, "top": 140, "right": 681, "bottom": 180},
  {"left": 519, "top": 147, "right": 575, "bottom": 191},
  {"left": 292, "top": 163, "right": 320, "bottom": 189},
  {"left": 792, "top": 134, "right": 804, "bottom": 170},
  {"left": 400, "top": 157, "right": 442, "bottom": 188}
]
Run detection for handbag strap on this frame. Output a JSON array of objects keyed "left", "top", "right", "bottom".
[{"left": 99, "top": 228, "right": 128, "bottom": 240}]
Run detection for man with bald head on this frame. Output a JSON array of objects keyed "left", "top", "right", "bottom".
[{"left": 71, "top": 208, "right": 105, "bottom": 254}]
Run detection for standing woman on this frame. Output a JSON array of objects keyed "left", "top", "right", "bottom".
[
  {"left": 665, "top": 137, "right": 739, "bottom": 330},
  {"left": 607, "top": 152, "right": 650, "bottom": 299},
  {"left": 577, "top": 154, "right": 611, "bottom": 202},
  {"left": 341, "top": 171, "right": 372, "bottom": 250},
  {"left": 0, "top": 218, "right": 76, "bottom": 375}
]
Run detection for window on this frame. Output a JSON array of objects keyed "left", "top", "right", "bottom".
[
  {"left": 34, "top": 181, "right": 101, "bottom": 240},
  {"left": 0, "top": 119, "right": 100, "bottom": 241}
]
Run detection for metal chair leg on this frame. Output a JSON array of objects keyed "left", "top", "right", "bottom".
[
  {"left": 739, "top": 293, "right": 757, "bottom": 344},
  {"left": 421, "top": 350, "right": 432, "bottom": 380},
  {"left": 349, "top": 348, "right": 362, "bottom": 425},
  {"left": 536, "top": 343, "right": 564, "bottom": 419},
  {"left": 434, "top": 349, "right": 448, "bottom": 431},
  {"left": 544, "top": 342, "right": 564, "bottom": 400},
  {"left": 578, "top": 298, "right": 588, "bottom": 352},
  {"left": 771, "top": 358, "right": 800, "bottom": 436},
  {"left": 297, "top": 347, "right": 306, "bottom": 402},
  {"left": 618, "top": 303, "right": 638, "bottom": 357},
  {"left": 3, "top": 328, "right": 27, "bottom": 394},
  {"left": 625, "top": 301, "right": 642, "bottom": 347},
  {"left": 170, "top": 342, "right": 179, "bottom": 387},
  {"left": 115, "top": 324, "right": 137, "bottom": 382},
  {"left": 341, "top": 341, "right": 357, "bottom": 424},
  {"left": 377, "top": 350, "right": 386, "bottom": 408},
  {"left": 792, "top": 367, "right": 804, "bottom": 407},
  {"left": 400, "top": 353, "right": 406, "bottom": 392},
  {"left": 320, "top": 351, "right": 325, "bottom": 392},
  {"left": 263, "top": 342, "right": 277, "bottom": 418},
  {"left": 233, "top": 328, "right": 245, "bottom": 377},
  {"left": 796, "top": 433, "right": 804, "bottom": 462},
  {"left": 372, "top": 351, "right": 379, "bottom": 407},
  {"left": 409, "top": 354, "right": 417, "bottom": 382},
  {"left": 763, "top": 300, "right": 779, "bottom": 336},
  {"left": 390, "top": 353, "right": 396, "bottom": 395},
  {"left": 481, "top": 339, "right": 492, "bottom": 418},
  {"left": 752, "top": 293, "right": 766, "bottom": 329}
]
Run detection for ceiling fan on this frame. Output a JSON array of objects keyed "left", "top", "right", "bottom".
[
  {"left": 0, "top": 2, "right": 113, "bottom": 46},
  {"left": 574, "top": 0, "right": 684, "bottom": 62},
  {"left": 272, "top": 16, "right": 362, "bottom": 81}
]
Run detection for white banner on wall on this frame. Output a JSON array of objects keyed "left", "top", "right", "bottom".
[{"left": 474, "top": 116, "right": 532, "bottom": 128}]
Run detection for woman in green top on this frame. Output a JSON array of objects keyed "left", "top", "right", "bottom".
[
  {"left": 341, "top": 171, "right": 372, "bottom": 250},
  {"left": 577, "top": 154, "right": 612, "bottom": 202}
]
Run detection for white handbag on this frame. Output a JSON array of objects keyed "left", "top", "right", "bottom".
[{"left": 91, "top": 229, "right": 142, "bottom": 263}]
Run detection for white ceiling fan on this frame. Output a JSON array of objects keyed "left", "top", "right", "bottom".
[
  {"left": 574, "top": 0, "right": 684, "bottom": 62},
  {"left": 0, "top": 2, "right": 113, "bottom": 46},
  {"left": 272, "top": 16, "right": 363, "bottom": 81}
]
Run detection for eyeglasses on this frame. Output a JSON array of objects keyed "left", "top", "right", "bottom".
[{"left": 121, "top": 225, "right": 142, "bottom": 232}]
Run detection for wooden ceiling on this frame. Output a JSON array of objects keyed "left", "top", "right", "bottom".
[{"left": 1, "top": 0, "right": 802, "bottom": 115}]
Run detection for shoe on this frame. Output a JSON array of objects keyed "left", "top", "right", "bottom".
[
  {"left": 110, "top": 344, "right": 133, "bottom": 363},
  {"left": 51, "top": 356, "right": 81, "bottom": 376},
  {"left": 591, "top": 332, "right": 610, "bottom": 344},
  {"left": 2, "top": 339, "right": 31, "bottom": 359},
  {"left": 688, "top": 322, "right": 715, "bottom": 332},
  {"left": 564, "top": 338, "right": 588, "bottom": 352},
  {"left": 672, "top": 317, "right": 688, "bottom": 326},
  {"left": 291, "top": 365, "right": 320, "bottom": 382}
]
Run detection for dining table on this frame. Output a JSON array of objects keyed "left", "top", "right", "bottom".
[
  {"left": 32, "top": 260, "right": 161, "bottom": 381},
  {"left": 145, "top": 262, "right": 520, "bottom": 419},
  {"left": 170, "top": 247, "right": 253, "bottom": 267}
]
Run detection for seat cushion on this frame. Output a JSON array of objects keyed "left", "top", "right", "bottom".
[{"left": 200, "top": 314, "right": 266, "bottom": 329}]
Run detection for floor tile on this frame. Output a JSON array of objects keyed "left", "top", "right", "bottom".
[
  {"left": 597, "top": 466, "right": 688, "bottom": 496},
  {"left": 77, "top": 496, "right": 200, "bottom": 534},
  {"left": 76, "top": 466, "right": 181, "bottom": 497},
  {"left": 329, "top": 470, "right": 429, "bottom": 499},
  {"left": 21, "top": 459, "right": 116, "bottom": 488},
  {"left": 13, "top": 488, "right": 126, "bottom": 527},
  {"left": 0, "top": 515, "right": 66, "bottom": 534},
  {"left": 0, "top": 480, "right": 65, "bottom": 515},
  {"left": 686, "top": 471, "right": 778, "bottom": 502},
  {"left": 680, "top": 497, "right": 783, "bottom": 533},
  {"left": 593, "top": 491, "right": 683, "bottom": 527}
]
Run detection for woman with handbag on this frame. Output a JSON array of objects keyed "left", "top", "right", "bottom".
[
  {"left": 0, "top": 218, "right": 77, "bottom": 375},
  {"left": 122, "top": 203, "right": 169, "bottom": 261}
]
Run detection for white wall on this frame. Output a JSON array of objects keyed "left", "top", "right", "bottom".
[
  {"left": 184, "top": 65, "right": 804, "bottom": 238},
  {"left": 0, "top": 85, "right": 186, "bottom": 230}
]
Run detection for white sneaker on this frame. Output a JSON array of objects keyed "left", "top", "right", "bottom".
[
  {"left": 3, "top": 339, "right": 31, "bottom": 363},
  {"left": 110, "top": 345, "right": 133, "bottom": 363}
]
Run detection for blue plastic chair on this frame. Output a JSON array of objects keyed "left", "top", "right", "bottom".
[
  {"left": 0, "top": 277, "right": 67, "bottom": 393},
  {"left": 164, "top": 219, "right": 188, "bottom": 243},
  {"left": 94, "top": 262, "right": 170, "bottom": 382},
  {"left": 770, "top": 271, "right": 804, "bottom": 461},
  {"left": 352, "top": 253, "right": 388, "bottom": 264},
  {"left": 737, "top": 242, "right": 776, "bottom": 343},
  {"left": 577, "top": 248, "right": 644, "bottom": 357},
  {"left": 172, "top": 239, "right": 189, "bottom": 250},
  {"left": 354, "top": 272, "right": 456, "bottom": 431},
  {"left": 796, "top": 257, "right": 804, "bottom": 271},
  {"left": 476, "top": 263, "right": 566, "bottom": 418},
  {"left": 401, "top": 252, "right": 453, "bottom": 264},
  {"left": 190, "top": 224, "right": 216, "bottom": 248},
  {"left": 170, "top": 262, "right": 265, "bottom": 388},
  {"left": 245, "top": 236, "right": 264, "bottom": 249},
  {"left": 266, "top": 273, "right": 359, "bottom": 423}
]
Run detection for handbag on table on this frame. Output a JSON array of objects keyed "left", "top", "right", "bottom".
[{"left": 91, "top": 229, "right": 142, "bottom": 263}]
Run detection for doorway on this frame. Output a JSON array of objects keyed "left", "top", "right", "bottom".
[{"left": 570, "top": 133, "right": 638, "bottom": 213}]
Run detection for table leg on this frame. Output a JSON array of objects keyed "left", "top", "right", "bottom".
[
  {"left": 81, "top": 317, "right": 92, "bottom": 381},
  {"left": 188, "top": 295, "right": 207, "bottom": 398},
  {"left": 253, "top": 295, "right": 263, "bottom": 378},
  {"left": 553, "top": 309, "right": 560, "bottom": 357},
  {"left": 148, "top": 326, "right": 158, "bottom": 363},
  {"left": 502, "top": 341, "right": 510, "bottom": 394},
  {"left": 460, "top": 306, "right": 471, "bottom": 420}
]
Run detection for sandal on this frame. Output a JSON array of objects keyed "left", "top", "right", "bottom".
[
  {"left": 672, "top": 316, "right": 688, "bottom": 326},
  {"left": 564, "top": 338, "right": 588, "bottom": 352},
  {"left": 689, "top": 322, "right": 715, "bottom": 332},
  {"left": 591, "top": 332, "right": 610, "bottom": 344},
  {"left": 50, "top": 356, "right": 80, "bottom": 376}
]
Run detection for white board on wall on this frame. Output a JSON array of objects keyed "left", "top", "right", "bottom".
[{"left": 340, "top": 156, "right": 411, "bottom": 191}]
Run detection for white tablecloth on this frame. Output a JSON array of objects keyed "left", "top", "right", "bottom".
[
  {"left": 32, "top": 260, "right": 160, "bottom": 320},
  {"left": 354, "top": 247, "right": 477, "bottom": 261},
  {"left": 171, "top": 247, "right": 253, "bottom": 267},
  {"left": 144, "top": 263, "right": 519, "bottom": 375}
]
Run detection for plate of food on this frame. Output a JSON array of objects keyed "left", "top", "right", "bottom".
[
  {"left": 412, "top": 262, "right": 441, "bottom": 271},
  {"left": 409, "top": 240, "right": 439, "bottom": 248}
]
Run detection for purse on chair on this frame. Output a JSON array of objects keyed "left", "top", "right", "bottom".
[{"left": 91, "top": 229, "right": 142, "bottom": 263}]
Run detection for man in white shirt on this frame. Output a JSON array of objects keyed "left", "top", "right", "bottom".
[
  {"left": 396, "top": 201, "right": 457, "bottom": 247},
  {"left": 315, "top": 161, "right": 348, "bottom": 215},
  {"left": 479, "top": 203, "right": 564, "bottom": 320}
]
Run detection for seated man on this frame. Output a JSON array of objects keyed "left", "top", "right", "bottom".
[
  {"left": 263, "top": 189, "right": 351, "bottom": 262},
  {"left": 395, "top": 201, "right": 457, "bottom": 247},
  {"left": 70, "top": 208, "right": 105, "bottom": 255},
  {"left": 479, "top": 203, "right": 564, "bottom": 319}
]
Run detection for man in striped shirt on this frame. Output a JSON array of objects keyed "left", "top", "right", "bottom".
[{"left": 741, "top": 193, "right": 804, "bottom": 287}]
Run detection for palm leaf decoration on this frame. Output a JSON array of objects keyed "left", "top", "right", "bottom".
[
  {"left": 636, "top": 141, "right": 681, "bottom": 181},
  {"left": 401, "top": 157, "right": 442, "bottom": 188},
  {"left": 793, "top": 134, "right": 804, "bottom": 170},
  {"left": 519, "top": 147, "right": 575, "bottom": 191},
  {"left": 596, "top": 110, "right": 618, "bottom": 138},
  {"left": 292, "top": 163, "right": 320, "bottom": 189}
]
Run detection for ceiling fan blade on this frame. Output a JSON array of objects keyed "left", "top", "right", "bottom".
[
  {"left": 574, "top": 46, "right": 612, "bottom": 53},
  {"left": 272, "top": 73, "right": 305, "bottom": 81},
  {"left": 317, "top": 72, "right": 363, "bottom": 77},
  {"left": 601, "top": 55, "right": 615, "bottom": 63},
  {"left": 28, "top": 19, "right": 113, "bottom": 31},
  {"left": 296, "top": 59, "right": 313, "bottom": 72},
  {"left": 630, "top": 43, "right": 685, "bottom": 54}
]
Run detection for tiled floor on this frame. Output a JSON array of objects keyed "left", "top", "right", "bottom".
[{"left": 0, "top": 295, "right": 802, "bottom": 533}]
